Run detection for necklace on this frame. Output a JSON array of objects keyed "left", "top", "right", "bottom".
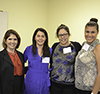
[{"left": 7, "top": 50, "right": 16, "bottom": 55}]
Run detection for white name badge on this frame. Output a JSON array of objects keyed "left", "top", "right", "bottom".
[
  {"left": 63, "top": 47, "right": 72, "bottom": 54},
  {"left": 82, "top": 43, "right": 90, "bottom": 51},
  {"left": 42, "top": 57, "right": 50, "bottom": 63}
]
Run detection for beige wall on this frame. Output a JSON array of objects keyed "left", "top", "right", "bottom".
[
  {"left": 0, "top": 0, "right": 48, "bottom": 52},
  {"left": 0, "top": 0, "right": 100, "bottom": 52},
  {"left": 48, "top": 0, "right": 100, "bottom": 46}
]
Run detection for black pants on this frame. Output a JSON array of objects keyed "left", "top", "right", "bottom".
[
  {"left": 75, "top": 88, "right": 100, "bottom": 94},
  {"left": 13, "top": 76, "right": 23, "bottom": 94},
  {"left": 50, "top": 81, "right": 76, "bottom": 94}
]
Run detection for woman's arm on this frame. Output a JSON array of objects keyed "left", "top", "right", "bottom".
[
  {"left": 92, "top": 44, "right": 100, "bottom": 94},
  {"left": 23, "top": 46, "right": 29, "bottom": 74}
]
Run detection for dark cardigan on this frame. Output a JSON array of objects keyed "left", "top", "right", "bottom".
[{"left": 50, "top": 41, "right": 82, "bottom": 75}]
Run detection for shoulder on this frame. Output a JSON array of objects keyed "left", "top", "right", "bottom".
[
  {"left": 24, "top": 45, "right": 32, "bottom": 52},
  {"left": 94, "top": 44, "right": 100, "bottom": 52},
  {"left": 94, "top": 44, "right": 100, "bottom": 66},
  {"left": 0, "top": 49, "right": 8, "bottom": 60},
  {"left": 96, "top": 44, "right": 100, "bottom": 47},
  {"left": 71, "top": 41, "right": 82, "bottom": 52},
  {"left": 16, "top": 50, "right": 23, "bottom": 55},
  {"left": 0, "top": 49, "right": 7, "bottom": 55},
  {"left": 16, "top": 50, "right": 24, "bottom": 61},
  {"left": 51, "top": 42, "right": 59, "bottom": 54},
  {"left": 52, "top": 42, "right": 59, "bottom": 50},
  {"left": 26, "top": 45, "right": 32, "bottom": 50},
  {"left": 71, "top": 41, "right": 81, "bottom": 47},
  {"left": 24, "top": 45, "right": 33, "bottom": 56}
]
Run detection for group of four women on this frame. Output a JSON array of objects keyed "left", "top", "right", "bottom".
[{"left": 0, "top": 18, "right": 100, "bottom": 94}]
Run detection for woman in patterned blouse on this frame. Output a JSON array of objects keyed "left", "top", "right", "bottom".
[
  {"left": 50, "top": 24, "right": 81, "bottom": 94},
  {"left": 75, "top": 18, "right": 100, "bottom": 94}
]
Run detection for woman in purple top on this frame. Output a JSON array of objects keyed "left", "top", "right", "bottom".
[{"left": 23, "top": 28, "right": 52, "bottom": 94}]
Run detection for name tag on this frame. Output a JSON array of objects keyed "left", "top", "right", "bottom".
[
  {"left": 63, "top": 47, "right": 72, "bottom": 54},
  {"left": 82, "top": 43, "right": 90, "bottom": 51},
  {"left": 42, "top": 57, "right": 50, "bottom": 63}
]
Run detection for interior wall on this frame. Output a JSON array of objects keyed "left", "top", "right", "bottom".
[
  {"left": 0, "top": 0, "right": 100, "bottom": 52},
  {"left": 0, "top": 0, "right": 48, "bottom": 52},
  {"left": 47, "top": 0, "right": 100, "bottom": 46}
]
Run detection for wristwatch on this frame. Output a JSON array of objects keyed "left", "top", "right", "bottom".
[{"left": 91, "top": 92, "right": 93, "bottom": 94}]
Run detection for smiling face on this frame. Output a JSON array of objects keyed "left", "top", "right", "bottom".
[
  {"left": 58, "top": 29, "right": 70, "bottom": 46},
  {"left": 85, "top": 26, "right": 99, "bottom": 45},
  {"left": 35, "top": 31, "right": 46, "bottom": 47},
  {"left": 4, "top": 34, "right": 18, "bottom": 52}
]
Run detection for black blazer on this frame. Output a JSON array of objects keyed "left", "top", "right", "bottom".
[{"left": 0, "top": 49, "right": 25, "bottom": 94}]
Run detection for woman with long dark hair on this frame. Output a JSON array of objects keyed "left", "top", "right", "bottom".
[{"left": 23, "top": 28, "right": 52, "bottom": 94}]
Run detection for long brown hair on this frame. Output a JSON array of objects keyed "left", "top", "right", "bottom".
[{"left": 32, "top": 28, "right": 50, "bottom": 57}]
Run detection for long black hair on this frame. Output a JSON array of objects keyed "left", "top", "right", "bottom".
[{"left": 32, "top": 28, "right": 50, "bottom": 57}]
